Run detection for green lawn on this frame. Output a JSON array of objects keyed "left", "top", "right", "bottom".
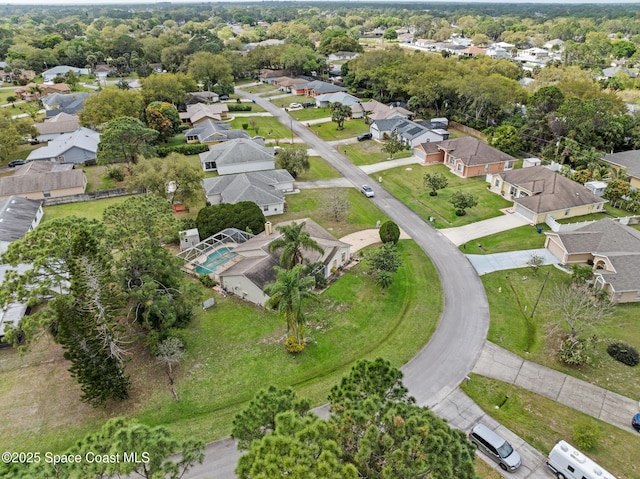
[
  {"left": 311, "top": 119, "right": 371, "bottom": 141},
  {"left": 1, "top": 240, "right": 442, "bottom": 454},
  {"left": 482, "top": 266, "right": 640, "bottom": 400},
  {"left": 379, "top": 164, "right": 513, "bottom": 228},
  {"left": 462, "top": 375, "right": 639, "bottom": 479},
  {"left": 240, "top": 83, "right": 278, "bottom": 95},
  {"left": 343, "top": 141, "right": 413, "bottom": 166},
  {"left": 270, "top": 95, "right": 306, "bottom": 108},
  {"left": 281, "top": 188, "right": 386, "bottom": 238},
  {"left": 43, "top": 196, "right": 130, "bottom": 221},
  {"left": 460, "top": 224, "right": 549, "bottom": 254},
  {"left": 289, "top": 107, "right": 332, "bottom": 122},
  {"left": 297, "top": 155, "right": 343, "bottom": 181},
  {"left": 230, "top": 116, "right": 293, "bottom": 140}
]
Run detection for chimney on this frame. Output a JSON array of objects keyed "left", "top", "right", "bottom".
[{"left": 265, "top": 221, "right": 272, "bottom": 235}]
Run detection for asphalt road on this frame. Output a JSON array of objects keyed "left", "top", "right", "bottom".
[{"left": 184, "top": 89, "right": 491, "bottom": 478}]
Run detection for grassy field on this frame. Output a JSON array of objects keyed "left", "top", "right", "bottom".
[
  {"left": 379, "top": 164, "right": 513, "bottom": 228},
  {"left": 310, "top": 118, "right": 371, "bottom": 141},
  {"left": 240, "top": 83, "right": 278, "bottom": 95},
  {"left": 270, "top": 95, "right": 306, "bottom": 108},
  {"left": 482, "top": 266, "right": 640, "bottom": 400},
  {"left": 230, "top": 116, "right": 293, "bottom": 140},
  {"left": 296, "top": 155, "right": 343, "bottom": 181},
  {"left": 289, "top": 107, "right": 332, "bottom": 122},
  {"left": 462, "top": 375, "right": 640, "bottom": 479},
  {"left": 460, "top": 224, "right": 550, "bottom": 254},
  {"left": 42, "top": 196, "right": 130, "bottom": 221},
  {"left": 343, "top": 140, "right": 413, "bottom": 166},
  {"left": 0, "top": 240, "right": 442, "bottom": 454}
]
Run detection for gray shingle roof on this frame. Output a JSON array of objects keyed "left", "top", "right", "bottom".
[
  {"left": 0, "top": 167, "right": 86, "bottom": 197},
  {"left": 0, "top": 196, "right": 42, "bottom": 242},
  {"left": 595, "top": 253, "right": 640, "bottom": 292},
  {"left": 555, "top": 218, "right": 640, "bottom": 255},
  {"left": 185, "top": 119, "right": 249, "bottom": 143},
  {"left": 26, "top": 128, "right": 99, "bottom": 162},
  {"left": 304, "top": 80, "right": 347, "bottom": 94},
  {"left": 199, "top": 138, "right": 275, "bottom": 168},
  {"left": 498, "top": 166, "right": 605, "bottom": 214},
  {"left": 602, "top": 150, "right": 640, "bottom": 180},
  {"left": 202, "top": 170, "right": 293, "bottom": 206}
]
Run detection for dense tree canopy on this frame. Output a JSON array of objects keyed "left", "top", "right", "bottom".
[{"left": 97, "top": 117, "right": 159, "bottom": 165}]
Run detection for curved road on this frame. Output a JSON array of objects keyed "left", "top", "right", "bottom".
[{"left": 186, "top": 89, "right": 490, "bottom": 478}]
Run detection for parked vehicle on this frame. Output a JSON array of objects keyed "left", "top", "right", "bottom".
[
  {"left": 632, "top": 413, "right": 640, "bottom": 432},
  {"left": 546, "top": 440, "right": 615, "bottom": 479},
  {"left": 357, "top": 132, "right": 373, "bottom": 141},
  {"left": 360, "top": 184, "right": 375, "bottom": 198},
  {"left": 302, "top": 101, "right": 315, "bottom": 108},
  {"left": 8, "top": 160, "right": 26, "bottom": 167},
  {"left": 289, "top": 102, "right": 302, "bottom": 109},
  {"left": 468, "top": 423, "right": 521, "bottom": 472}
]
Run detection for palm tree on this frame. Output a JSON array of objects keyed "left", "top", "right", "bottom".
[
  {"left": 268, "top": 221, "right": 324, "bottom": 270},
  {"left": 264, "top": 265, "right": 318, "bottom": 345}
]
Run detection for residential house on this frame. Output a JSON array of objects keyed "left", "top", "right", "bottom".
[
  {"left": 359, "top": 100, "right": 414, "bottom": 123},
  {"left": 0, "top": 196, "right": 43, "bottom": 254},
  {"left": 93, "top": 64, "right": 116, "bottom": 84},
  {"left": 202, "top": 169, "right": 294, "bottom": 216},
  {"left": 34, "top": 113, "right": 80, "bottom": 142},
  {"left": 371, "top": 118, "right": 448, "bottom": 147},
  {"left": 199, "top": 138, "right": 276, "bottom": 173},
  {"left": 314, "top": 91, "right": 361, "bottom": 109},
  {"left": 217, "top": 218, "right": 351, "bottom": 306},
  {"left": 0, "top": 162, "right": 87, "bottom": 201},
  {"left": 15, "top": 82, "right": 70, "bottom": 101},
  {"left": 328, "top": 52, "right": 359, "bottom": 62},
  {"left": 41, "top": 92, "right": 92, "bottom": 117},
  {"left": 42, "top": 65, "right": 90, "bottom": 83},
  {"left": 304, "top": 80, "right": 347, "bottom": 97},
  {"left": 602, "top": 150, "right": 640, "bottom": 189},
  {"left": 486, "top": 45, "right": 512, "bottom": 59},
  {"left": 486, "top": 166, "right": 607, "bottom": 224},
  {"left": 244, "top": 39, "right": 284, "bottom": 52},
  {"left": 180, "top": 103, "right": 229, "bottom": 126},
  {"left": 434, "top": 137, "right": 514, "bottom": 178},
  {"left": 274, "top": 77, "right": 309, "bottom": 95},
  {"left": 184, "top": 118, "right": 250, "bottom": 144},
  {"left": 545, "top": 218, "right": 640, "bottom": 303},
  {"left": 26, "top": 127, "right": 99, "bottom": 165},
  {"left": 259, "top": 69, "right": 289, "bottom": 84},
  {"left": 0, "top": 69, "right": 36, "bottom": 84},
  {"left": 460, "top": 46, "right": 487, "bottom": 57},
  {"left": 601, "top": 65, "right": 638, "bottom": 80},
  {"left": 185, "top": 91, "right": 219, "bottom": 105}
]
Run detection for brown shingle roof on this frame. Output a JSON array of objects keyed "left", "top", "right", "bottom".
[
  {"left": 498, "top": 166, "right": 605, "bottom": 214},
  {"left": 0, "top": 169, "right": 85, "bottom": 197},
  {"left": 555, "top": 218, "right": 640, "bottom": 255},
  {"left": 438, "top": 137, "right": 515, "bottom": 167}
]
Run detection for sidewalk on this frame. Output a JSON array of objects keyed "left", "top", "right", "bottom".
[{"left": 473, "top": 341, "right": 639, "bottom": 434}]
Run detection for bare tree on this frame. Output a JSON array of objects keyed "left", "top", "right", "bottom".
[
  {"left": 324, "top": 189, "right": 350, "bottom": 222},
  {"left": 548, "top": 284, "right": 613, "bottom": 342},
  {"left": 156, "top": 337, "right": 185, "bottom": 401},
  {"left": 528, "top": 254, "right": 544, "bottom": 276}
]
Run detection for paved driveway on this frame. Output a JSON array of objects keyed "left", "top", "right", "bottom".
[
  {"left": 466, "top": 248, "right": 560, "bottom": 276},
  {"left": 440, "top": 213, "right": 530, "bottom": 246}
]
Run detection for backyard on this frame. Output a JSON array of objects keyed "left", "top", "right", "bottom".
[{"left": 379, "top": 163, "right": 513, "bottom": 228}]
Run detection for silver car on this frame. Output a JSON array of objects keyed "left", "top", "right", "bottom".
[
  {"left": 468, "top": 423, "right": 522, "bottom": 472},
  {"left": 360, "top": 184, "right": 375, "bottom": 198}
]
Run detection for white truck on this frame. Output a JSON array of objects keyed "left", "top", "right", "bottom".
[{"left": 546, "top": 440, "right": 616, "bottom": 479}]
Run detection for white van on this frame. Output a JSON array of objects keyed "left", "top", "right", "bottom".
[{"left": 546, "top": 440, "right": 615, "bottom": 479}]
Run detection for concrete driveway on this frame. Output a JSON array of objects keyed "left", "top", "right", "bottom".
[
  {"left": 440, "top": 213, "right": 530, "bottom": 246},
  {"left": 466, "top": 248, "right": 561, "bottom": 276}
]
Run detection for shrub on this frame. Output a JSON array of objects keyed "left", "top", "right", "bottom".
[
  {"left": 227, "top": 104, "right": 252, "bottom": 112},
  {"left": 572, "top": 419, "right": 600, "bottom": 451},
  {"left": 106, "top": 166, "right": 124, "bottom": 182},
  {"left": 607, "top": 342, "right": 639, "bottom": 366},
  {"left": 156, "top": 144, "right": 209, "bottom": 157},
  {"left": 558, "top": 336, "right": 596, "bottom": 367},
  {"left": 198, "top": 274, "right": 216, "bottom": 288},
  {"left": 285, "top": 336, "right": 305, "bottom": 354},
  {"left": 379, "top": 220, "right": 400, "bottom": 245},
  {"left": 242, "top": 123, "right": 249, "bottom": 130}
]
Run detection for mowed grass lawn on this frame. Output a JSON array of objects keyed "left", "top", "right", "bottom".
[
  {"left": 483, "top": 265, "right": 640, "bottom": 400},
  {"left": 289, "top": 106, "right": 332, "bottom": 122},
  {"left": 0, "top": 240, "right": 443, "bottom": 453},
  {"left": 230, "top": 116, "right": 292, "bottom": 139},
  {"left": 310, "top": 118, "right": 371, "bottom": 141},
  {"left": 461, "top": 224, "right": 550, "bottom": 254},
  {"left": 379, "top": 164, "right": 512, "bottom": 227},
  {"left": 343, "top": 140, "right": 413, "bottom": 166},
  {"left": 462, "top": 375, "right": 639, "bottom": 479},
  {"left": 239, "top": 83, "right": 278, "bottom": 95}
]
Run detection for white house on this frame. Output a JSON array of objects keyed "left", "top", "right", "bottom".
[
  {"left": 42, "top": 65, "right": 90, "bottom": 83},
  {"left": 199, "top": 138, "right": 276, "bottom": 174}
]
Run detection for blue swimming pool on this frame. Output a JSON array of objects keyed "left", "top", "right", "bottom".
[{"left": 195, "top": 246, "right": 236, "bottom": 275}]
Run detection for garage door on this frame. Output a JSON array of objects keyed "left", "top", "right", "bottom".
[{"left": 515, "top": 203, "right": 535, "bottom": 222}]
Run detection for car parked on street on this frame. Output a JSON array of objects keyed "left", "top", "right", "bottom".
[
  {"left": 468, "top": 423, "right": 521, "bottom": 472},
  {"left": 360, "top": 184, "right": 375, "bottom": 198},
  {"left": 357, "top": 132, "right": 373, "bottom": 141},
  {"left": 8, "top": 160, "right": 26, "bottom": 167}
]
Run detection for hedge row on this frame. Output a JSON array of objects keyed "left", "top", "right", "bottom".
[
  {"left": 227, "top": 104, "right": 253, "bottom": 112},
  {"left": 156, "top": 144, "right": 210, "bottom": 157}
]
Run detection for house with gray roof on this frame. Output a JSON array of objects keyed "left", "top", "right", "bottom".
[
  {"left": 185, "top": 91, "right": 220, "bottom": 105},
  {"left": 199, "top": 138, "right": 276, "bottom": 173},
  {"left": 360, "top": 100, "right": 414, "bottom": 123},
  {"left": 180, "top": 103, "right": 229, "bottom": 125},
  {"left": 42, "top": 65, "right": 90, "bottom": 83},
  {"left": 487, "top": 166, "right": 606, "bottom": 224},
  {"left": 304, "top": 80, "right": 347, "bottom": 97},
  {"left": 185, "top": 119, "right": 250, "bottom": 145},
  {"left": 602, "top": 149, "right": 640, "bottom": 190},
  {"left": 41, "top": 92, "right": 93, "bottom": 117},
  {"left": 26, "top": 127, "right": 99, "bottom": 165},
  {"left": 202, "top": 169, "right": 294, "bottom": 216},
  {"left": 0, "top": 162, "right": 86, "bottom": 201},
  {"left": 0, "top": 196, "right": 43, "bottom": 254},
  {"left": 545, "top": 218, "right": 640, "bottom": 303},
  {"left": 35, "top": 112, "right": 80, "bottom": 142},
  {"left": 217, "top": 218, "right": 351, "bottom": 306},
  {"left": 371, "top": 118, "right": 448, "bottom": 147},
  {"left": 314, "top": 91, "right": 361, "bottom": 109}
]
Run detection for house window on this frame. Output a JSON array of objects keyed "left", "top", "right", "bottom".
[
  {"left": 519, "top": 191, "right": 528, "bottom": 198},
  {"left": 484, "top": 164, "right": 489, "bottom": 171},
  {"left": 494, "top": 178, "right": 500, "bottom": 187},
  {"left": 506, "top": 160, "right": 514, "bottom": 169},
  {"left": 457, "top": 163, "right": 462, "bottom": 171},
  {"left": 263, "top": 206, "right": 269, "bottom": 212},
  {"left": 509, "top": 186, "right": 517, "bottom": 196},
  {"left": 43, "top": 191, "right": 51, "bottom": 198}
]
